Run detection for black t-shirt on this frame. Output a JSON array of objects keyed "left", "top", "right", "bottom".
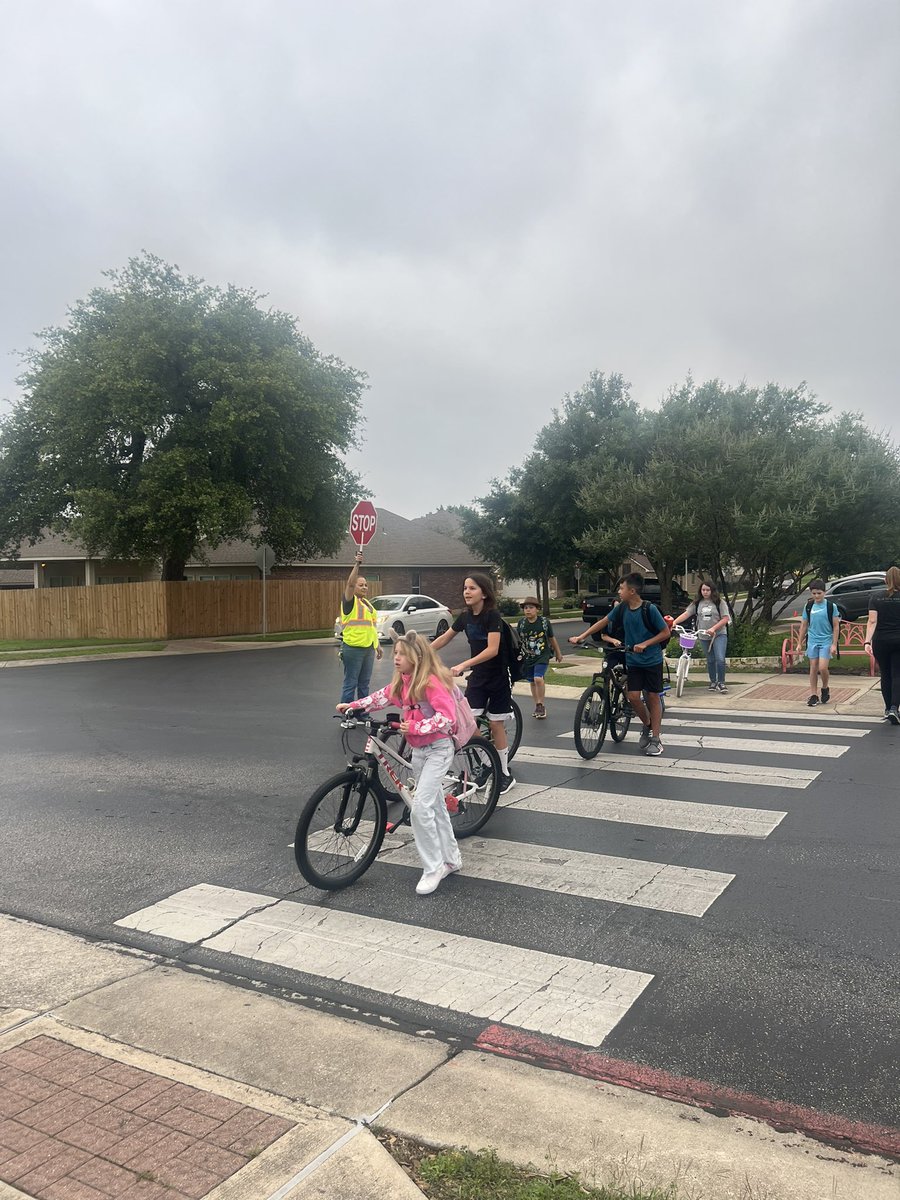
[
  {"left": 452, "top": 607, "right": 507, "bottom": 676},
  {"left": 872, "top": 594, "right": 900, "bottom": 638}
]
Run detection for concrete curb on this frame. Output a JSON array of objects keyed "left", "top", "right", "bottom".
[{"left": 1, "top": 914, "right": 896, "bottom": 1200}]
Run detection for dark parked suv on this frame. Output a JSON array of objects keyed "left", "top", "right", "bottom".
[
  {"left": 581, "top": 577, "right": 690, "bottom": 636},
  {"left": 823, "top": 572, "right": 887, "bottom": 622}
]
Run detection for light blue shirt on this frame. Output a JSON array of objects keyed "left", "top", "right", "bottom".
[{"left": 807, "top": 599, "right": 835, "bottom": 643}]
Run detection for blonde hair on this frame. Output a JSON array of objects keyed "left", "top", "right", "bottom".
[
  {"left": 886, "top": 566, "right": 900, "bottom": 596},
  {"left": 389, "top": 629, "right": 455, "bottom": 704}
]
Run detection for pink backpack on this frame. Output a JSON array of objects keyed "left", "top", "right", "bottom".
[{"left": 451, "top": 687, "right": 478, "bottom": 750}]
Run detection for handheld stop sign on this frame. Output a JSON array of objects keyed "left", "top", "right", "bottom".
[{"left": 349, "top": 500, "right": 377, "bottom": 549}]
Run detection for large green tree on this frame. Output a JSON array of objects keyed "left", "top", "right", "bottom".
[
  {"left": 0, "top": 254, "right": 365, "bottom": 578},
  {"left": 577, "top": 378, "right": 900, "bottom": 621},
  {"left": 460, "top": 373, "right": 642, "bottom": 608}
]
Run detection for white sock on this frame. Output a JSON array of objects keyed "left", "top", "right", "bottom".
[{"left": 498, "top": 748, "right": 510, "bottom": 774}]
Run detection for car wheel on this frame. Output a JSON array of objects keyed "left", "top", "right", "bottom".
[
  {"left": 392, "top": 621, "right": 405, "bottom": 636},
  {"left": 435, "top": 619, "right": 449, "bottom": 637}
]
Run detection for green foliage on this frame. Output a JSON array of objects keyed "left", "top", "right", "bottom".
[
  {"left": 577, "top": 377, "right": 900, "bottom": 622},
  {"left": 497, "top": 597, "right": 521, "bottom": 616},
  {"left": 459, "top": 373, "right": 641, "bottom": 606},
  {"left": 0, "top": 254, "right": 365, "bottom": 578},
  {"left": 726, "top": 622, "right": 785, "bottom": 657}
]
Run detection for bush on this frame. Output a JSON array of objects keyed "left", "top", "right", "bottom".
[
  {"left": 498, "top": 597, "right": 521, "bottom": 616},
  {"left": 727, "top": 621, "right": 784, "bottom": 657}
]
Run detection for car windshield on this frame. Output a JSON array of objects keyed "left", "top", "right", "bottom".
[{"left": 370, "top": 596, "right": 405, "bottom": 612}]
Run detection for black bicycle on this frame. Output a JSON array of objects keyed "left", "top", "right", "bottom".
[
  {"left": 476, "top": 698, "right": 523, "bottom": 760},
  {"left": 295, "top": 714, "right": 502, "bottom": 890},
  {"left": 572, "top": 649, "right": 633, "bottom": 758}
]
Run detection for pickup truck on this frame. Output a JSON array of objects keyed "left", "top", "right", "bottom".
[{"left": 581, "top": 578, "right": 690, "bottom": 637}]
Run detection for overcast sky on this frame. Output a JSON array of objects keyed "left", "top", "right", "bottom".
[{"left": 2, "top": 0, "right": 898, "bottom": 519}]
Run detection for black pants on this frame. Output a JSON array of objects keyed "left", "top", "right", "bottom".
[{"left": 872, "top": 637, "right": 900, "bottom": 709}]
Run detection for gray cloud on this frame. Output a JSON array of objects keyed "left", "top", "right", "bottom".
[{"left": 2, "top": 0, "right": 898, "bottom": 516}]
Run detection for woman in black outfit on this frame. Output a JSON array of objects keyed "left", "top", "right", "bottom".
[{"left": 864, "top": 566, "right": 900, "bottom": 724}]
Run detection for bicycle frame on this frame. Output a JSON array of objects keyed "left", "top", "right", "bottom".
[{"left": 341, "top": 717, "right": 478, "bottom": 819}]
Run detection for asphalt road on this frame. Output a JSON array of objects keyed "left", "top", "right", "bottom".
[{"left": 1, "top": 627, "right": 897, "bottom": 1134}]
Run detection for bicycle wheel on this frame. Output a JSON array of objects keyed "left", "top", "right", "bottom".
[
  {"left": 476, "top": 701, "right": 523, "bottom": 761},
  {"left": 294, "top": 771, "right": 387, "bottom": 890},
  {"left": 573, "top": 685, "right": 608, "bottom": 758},
  {"left": 609, "top": 684, "right": 633, "bottom": 743},
  {"left": 446, "top": 736, "right": 501, "bottom": 837},
  {"left": 508, "top": 700, "right": 523, "bottom": 759},
  {"left": 675, "top": 653, "right": 690, "bottom": 698}
]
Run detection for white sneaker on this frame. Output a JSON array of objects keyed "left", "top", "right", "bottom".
[
  {"left": 444, "top": 862, "right": 461, "bottom": 875},
  {"left": 416, "top": 864, "right": 454, "bottom": 895}
]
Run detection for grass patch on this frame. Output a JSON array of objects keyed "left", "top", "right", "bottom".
[
  {"left": 0, "top": 636, "right": 167, "bottom": 651},
  {"left": 376, "top": 1135, "right": 677, "bottom": 1200},
  {"left": 215, "top": 629, "right": 334, "bottom": 642},
  {"left": 0, "top": 643, "right": 165, "bottom": 661}
]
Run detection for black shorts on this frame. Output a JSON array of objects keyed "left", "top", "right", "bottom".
[
  {"left": 626, "top": 662, "right": 665, "bottom": 694},
  {"left": 466, "top": 672, "right": 513, "bottom": 721}
]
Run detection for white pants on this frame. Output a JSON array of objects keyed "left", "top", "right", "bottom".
[{"left": 409, "top": 739, "right": 461, "bottom": 874}]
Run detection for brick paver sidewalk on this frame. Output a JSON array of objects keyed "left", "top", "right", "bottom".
[{"left": 0, "top": 1036, "right": 293, "bottom": 1199}]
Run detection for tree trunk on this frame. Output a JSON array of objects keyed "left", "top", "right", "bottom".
[
  {"left": 540, "top": 574, "right": 550, "bottom": 616},
  {"left": 161, "top": 557, "right": 188, "bottom": 581}
]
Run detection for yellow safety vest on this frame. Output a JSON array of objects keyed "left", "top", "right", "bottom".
[{"left": 340, "top": 595, "right": 378, "bottom": 648}]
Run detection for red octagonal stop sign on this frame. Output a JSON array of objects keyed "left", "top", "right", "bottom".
[{"left": 349, "top": 500, "right": 378, "bottom": 546}]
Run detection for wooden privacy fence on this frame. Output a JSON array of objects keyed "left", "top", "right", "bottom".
[{"left": 0, "top": 580, "right": 369, "bottom": 641}]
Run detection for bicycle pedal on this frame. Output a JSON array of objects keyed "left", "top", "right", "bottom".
[{"left": 444, "top": 795, "right": 460, "bottom": 814}]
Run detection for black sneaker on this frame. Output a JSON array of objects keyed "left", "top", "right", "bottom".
[
  {"left": 821, "top": 686, "right": 830, "bottom": 704},
  {"left": 807, "top": 695, "right": 819, "bottom": 707},
  {"left": 499, "top": 774, "right": 515, "bottom": 795},
  {"left": 888, "top": 707, "right": 900, "bottom": 726}
]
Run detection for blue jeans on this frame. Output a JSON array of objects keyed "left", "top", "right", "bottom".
[
  {"left": 701, "top": 634, "right": 727, "bottom": 686},
  {"left": 340, "top": 643, "right": 376, "bottom": 703}
]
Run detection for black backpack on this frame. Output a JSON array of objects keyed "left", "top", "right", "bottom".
[{"left": 501, "top": 620, "right": 525, "bottom": 683}]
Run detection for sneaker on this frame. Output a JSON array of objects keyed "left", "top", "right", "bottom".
[
  {"left": 807, "top": 695, "right": 819, "bottom": 707},
  {"left": 535, "top": 704, "right": 547, "bottom": 719},
  {"left": 645, "top": 737, "right": 664, "bottom": 756},
  {"left": 498, "top": 774, "right": 515, "bottom": 795},
  {"left": 416, "top": 864, "right": 454, "bottom": 895},
  {"left": 707, "top": 683, "right": 717, "bottom": 691},
  {"left": 716, "top": 683, "right": 728, "bottom": 693},
  {"left": 888, "top": 707, "right": 900, "bottom": 726},
  {"left": 638, "top": 725, "right": 652, "bottom": 750},
  {"left": 821, "top": 686, "right": 831, "bottom": 704},
  {"left": 444, "top": 861, "right": 461, "bottom": 875}
]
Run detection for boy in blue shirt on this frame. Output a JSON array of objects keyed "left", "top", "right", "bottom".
[
  {"left": 798, "top": 578, "right": 840, "bottom": 706},
  {"left": 611, "top": 573, "right": 670, "bottom": 755}
]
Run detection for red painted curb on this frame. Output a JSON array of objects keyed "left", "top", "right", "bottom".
[{"left": 474, "top": 1024, "right": 899, "bottom": 1160}]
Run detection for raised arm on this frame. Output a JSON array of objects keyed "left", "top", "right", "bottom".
[{"left": 344, "top": 550, "right": 364, "bottom": 601}]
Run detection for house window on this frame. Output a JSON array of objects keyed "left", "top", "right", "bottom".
[
  {"left": 411, "top": 572, "right": 421, "bottom": 591},
  {"left": 49, "top": 576, "right": 81, "bottom": 588}
]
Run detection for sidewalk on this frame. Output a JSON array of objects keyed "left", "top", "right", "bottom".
[
  {"left": 1, "top": 915, "right": 897, "bottom": 1199},
  {"left": 542, "top": 651, "right": 885, "bottom": 717}
]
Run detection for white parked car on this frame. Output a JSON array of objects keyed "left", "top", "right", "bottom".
[{"left": 334, "top": 594, "right": 453, "bottom": 643}]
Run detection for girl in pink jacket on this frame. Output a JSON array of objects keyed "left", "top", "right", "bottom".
[{"left": 336, "top": 629, "right": 461, "bottom": 895}]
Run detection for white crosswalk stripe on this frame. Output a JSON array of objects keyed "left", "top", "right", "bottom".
[
  {"left": 374, "top": 836, "right": 733, "bottom": 916},
  {"left": 508, "top": 786, "right": 786, "bottom": 838},
  {"left": 654, "top": 718, "right": 870, "bottom": 738},
  {"left": 117, "top": 885, "right": 654, "bottom": 1048},
  {"left": 556, "top": 730, "right": 849, "bottom": 757},
  {"left": 665, "top": 705, "right": 876, "bottom": 724},
  {"left": 515, "top": 745, "right": 819, "bottom": 787}
]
